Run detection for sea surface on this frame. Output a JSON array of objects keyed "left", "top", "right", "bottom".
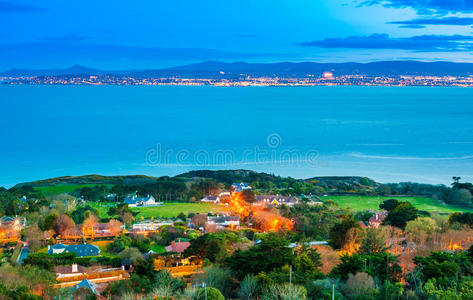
[{"left": 1, "top": 85, "right": 473, "bottom": 187}]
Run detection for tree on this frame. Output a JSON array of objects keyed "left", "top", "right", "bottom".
[
  {"left": 41, "top": 213, "right": 58, "bottom": 231},
  {"left": 191, "top": 214, "right": 208, "bottom": 228},
  {"left": 359, "top": 227, "right": 387, "bottom": 254},
  {"left": 343, "top": 272, "right": 377, "bottom": 299},
  {"left": 226, "top": 233, "right": 294, "bottom": 279},
  {"left": 109, "top": 235, "right": 132, "bottom": 253},
  {"left": 262, "top": 283, "right": 307, "bottom": 300},
  {"left": 54, "top": 214, "right": 76, "bottom": 237},
  {"left": 383, "top": 202, "right": 418, "bottom": 228},
  {"left": 193, "top": 287, "right": 225, "bottom": 300},
  {"left": 82, "top": 214, "right": 98, "bottom": 237},
  {"left": 329, "top": 217, "right": 360, "bottom": 249},
  {"left": 108, "top": 219, "right": 123, "bottom": 236},
  {"left": 448, "top": 188, "right": 473, "bottom": 206},
  {"left": 119, "top": 247, "right": 143, "bottom": 265},
  {"left": 238, "top": 275, "right": 259, "bottom": 300},
  {"left": 379, "top": 199, "right": 399, "bottom": 211},
  {"left": 197, "top": 266, "right": 233, "bottom": 298},
  {"left": 121, "top": 212, "right": 133, "bottom": 226}
]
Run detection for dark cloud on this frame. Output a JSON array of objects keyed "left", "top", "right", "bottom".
[
  {"left": 389, "top": 17, "right": 473, "bottom": 26},
  {"left": 0, "top": 1, "right": 48, "bottom": 12},
  {"left": 399, "top": 24, "right": 427, "bottom": 28},
  {"left": 361, "top": 0, "right": 473, "bottom": 14},
  {"left": 297, "top": 33, "right": 473, "bottom": 52}
]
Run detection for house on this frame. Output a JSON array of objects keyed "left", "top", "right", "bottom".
[
  {"left": 200, "top": 196, "right": 220, "bottom": 203},
  {"left": 208, "top": 215, "right": 240, "bottom": 229},
  {"left": 48, "top": 243, "right": 68, "bottom": 254},
  {"left": 48, "top": 243, "right": 100, "bottom": 257},
  {"left": 369, "top": 211, "right": 388, "bottom": 228},
  {"left": 131, "top": 220, "right": 173, "bottom": 232},
  {"left": 124, "top": 194, "right": 160, "bottom": 207},
  {"left": 255, "top": 195, "right": 298, "bottom": 207},
  {"left": 232, "top": 182, "right": 251, "bottom": 193},
  {"left": 165, "top": 240, "right": 191, "bottom": 253},
  {"left": 55, "top": 264, "right": 88, "bottom": 278}
]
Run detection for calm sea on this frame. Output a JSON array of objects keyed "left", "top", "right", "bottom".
[{"left": 1, "top": 85, "right": 473, "bottom": 187}]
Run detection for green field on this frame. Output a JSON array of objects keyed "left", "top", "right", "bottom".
[
  {"left": 35, "top": 184, "right": 112, "bottom": 196},
  {"left": 131, "top": 202, "right": 221, "bottom": 218},
  {"left": 323, "top": 195, "right": 473, "bottom": 214},
  {"left": 89, "top": 202, "right": 221, "bottom": 219}
]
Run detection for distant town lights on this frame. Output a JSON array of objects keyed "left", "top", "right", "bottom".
[{"left": 323, "top": 71, "right": 334, "bottom": 79}]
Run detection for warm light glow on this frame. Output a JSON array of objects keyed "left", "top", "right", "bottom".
[{"left": 223, "top": 192, "right": 293, "bottom": 231}]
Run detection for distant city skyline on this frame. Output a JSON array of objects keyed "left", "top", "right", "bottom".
[{"left": 1, "top": 0, "right": 473, "bottom": 70}]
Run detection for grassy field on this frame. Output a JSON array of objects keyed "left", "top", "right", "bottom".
[
  {"left": 89, "top": 202, "right": 221, "bottom": 219},
  {"left": 132, "top": 203, "right": 221, "bottom": 218},
  {"left": 323, "top": 195, "right": 473, "bottom": 214},
  {"left": 35, "top": 184, "right": 112, "bottom": 196}
]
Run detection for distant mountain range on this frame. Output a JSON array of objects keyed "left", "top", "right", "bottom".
[{"left": 2, "top": 61, "right": 473, "bottom": 78}]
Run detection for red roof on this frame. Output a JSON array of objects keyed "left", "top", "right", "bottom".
[{"left": 165, "top": 241, "right": 190, "bottom": 253}]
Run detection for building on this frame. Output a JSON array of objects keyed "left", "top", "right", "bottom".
[
  {"left": 48, "top": 243, "right": 100, "bottom": 257},
  {"left": 232, "top": 182, "right": 251, "bottom": 193},
  {"left": 48, "top": 243, "right": 68, "bottom": 254},
  {"left": 124, "top": 194, "right": 160, "bottom": 207},
  {"left": 200, "top": 196, "right": 220, "bottom": 203},
  {"left": 131, "top": 220, "right": 173, "bottom": 232},
  {"left": 255, "top": 195, "right": 298, "bottom": 207},
  {"left": 55, "top": 264, "right": 88, "bottom": 279},
  {"left": 208, "top": 215, "right": 240, "bottom": 229},
  {"left": 165, "top": 240, "right": 191, "bottom": 253}
]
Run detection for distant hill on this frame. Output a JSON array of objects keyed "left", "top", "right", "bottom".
[
  {"left": 14, "top": 174, "right": 158, "bottom": 188},
  {"left": 175, "top": 169, "right": 283, "bottom": 184},
  {"left": 3, "top": 60, "right": 473, "bottom": 78},
  {"left": 0, "top": 65, "right": 113, "bottom": 77}
]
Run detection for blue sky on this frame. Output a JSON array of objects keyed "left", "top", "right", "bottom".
[{"left": 1, "top": 0, "right": 473, "bottom": 70}]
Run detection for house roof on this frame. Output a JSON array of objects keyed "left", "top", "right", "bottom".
[
  {"left": 71, "top": 279, "right": 98, "bottom": 295},
  {"left": 64, "top": 244, "right": 100, "bottom": 257},
  {"left": 50, "top": 243, "right": 68, "bottom": 250},
  {"left": 165, "top": 241, "right": 190, "bottom": 253},
  {"left": 55, "top": 265, "right": 88, "bottom": 275}
]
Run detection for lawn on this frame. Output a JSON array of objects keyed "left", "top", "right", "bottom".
[
  {"left": 89, "top": 202, "right": 221, "bottom": 219},
  {"left": 35, "top": 184, "right": 112, "bottom": 196},
  {"left": 323, "top": 195, "right": 473, "bottom": 214},
  {"left": 132, "top": 202, "right": 221, "bottom": 218}
]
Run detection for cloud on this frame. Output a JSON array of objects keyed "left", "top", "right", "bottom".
[
  {"left": 297, "top": 33, "right": 473, "bottom": 52},
  {"left": 399, "top": 24, "right": 427, "bottom": 28},
  {"left": 360, "top": 0, "right": 473, "bottom": 14},
  {"left": 0, "top": 1, "right": 48, "bottom": 12},
  {"left": 389, "top": 17, "right": 473, "bottom": 26}
]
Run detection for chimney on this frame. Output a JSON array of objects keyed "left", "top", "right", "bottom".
[{"left": 72, "top": 264, "right": 78, "bottom": 273}]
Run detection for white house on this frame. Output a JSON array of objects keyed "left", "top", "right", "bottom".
[
  {"left": 201, "top": 196, "right": 220, "bottom": 203},
  {"left": 124, "top": 195, "right": 160, "bottom": 207}
]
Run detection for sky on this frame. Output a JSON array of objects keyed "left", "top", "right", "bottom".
[{"left": 1, "top": 0, "right": 473, "bottom": 70}]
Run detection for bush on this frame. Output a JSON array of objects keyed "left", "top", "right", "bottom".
[
  {"left": 261, "top": 283, "right": 307, "bottom": 300},
  {"left": 343, "top": 272, "right": 377, "bottom": 299}
]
